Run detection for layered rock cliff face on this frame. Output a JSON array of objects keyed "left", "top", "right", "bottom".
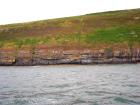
[
  {"left": 0, "top": 9, "right": 140, "bottom": 65},
  {"left": 0, "top": 47, "right": 140, "bottom": 65}
]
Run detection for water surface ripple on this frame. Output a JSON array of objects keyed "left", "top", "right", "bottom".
[{"left": 0, "top": 64, "right": 140, "bottom": 105}]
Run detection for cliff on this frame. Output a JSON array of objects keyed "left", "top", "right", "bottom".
[
  {"left": 0, "top": 8, "right": 140, "bottom": 65},
  {"left": 0, "top": 45, "right": 140, "bottom": 65}
]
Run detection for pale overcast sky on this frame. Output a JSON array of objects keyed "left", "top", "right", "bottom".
[{"left": 0, "top": 0, "right": 140, "bottom": 25}]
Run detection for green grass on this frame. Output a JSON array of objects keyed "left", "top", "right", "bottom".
[{"left": 86, "top": 25, "right": 140, "bottom": 43}]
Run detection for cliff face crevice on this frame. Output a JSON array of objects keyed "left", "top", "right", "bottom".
[{"left": 0, "top": 48, "right": 140, "bottom": 65}]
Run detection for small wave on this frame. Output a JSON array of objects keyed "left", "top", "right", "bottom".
[
  {"left": 49, "top": 84, "right": 71, "bottom": 88},
  {"left": 32, "top": 66, "right": 41, "bottom": 68},
  {"left": 114, "top": 97, "right": 138, "bottom": 104},
  {"left": 125, "top": 84, "right": 139, "bottom": 87}
]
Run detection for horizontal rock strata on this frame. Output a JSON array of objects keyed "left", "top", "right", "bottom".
[{"left": 0, "top": 48, "right": 140, "bottom": 66}]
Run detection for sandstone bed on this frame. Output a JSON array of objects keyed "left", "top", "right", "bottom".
[{"left": 0, "top": 46, "right": 140, "bottom": 66}]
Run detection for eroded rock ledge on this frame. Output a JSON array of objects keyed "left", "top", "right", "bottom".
[{"left": 0, "top": 47, "right": 140, "bottom": 66}]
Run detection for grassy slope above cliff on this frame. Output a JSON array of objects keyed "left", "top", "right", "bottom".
[{"left": 0, "top": 8, "right": 140, "bottom": 49}]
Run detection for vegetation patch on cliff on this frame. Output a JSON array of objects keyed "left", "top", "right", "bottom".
[{"left": 0, "top": 8, "right": 140, "bottom": 49}]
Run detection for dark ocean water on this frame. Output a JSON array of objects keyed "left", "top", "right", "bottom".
[{"left": 0, "top": 64, "right": 140, "bottom": 105}]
